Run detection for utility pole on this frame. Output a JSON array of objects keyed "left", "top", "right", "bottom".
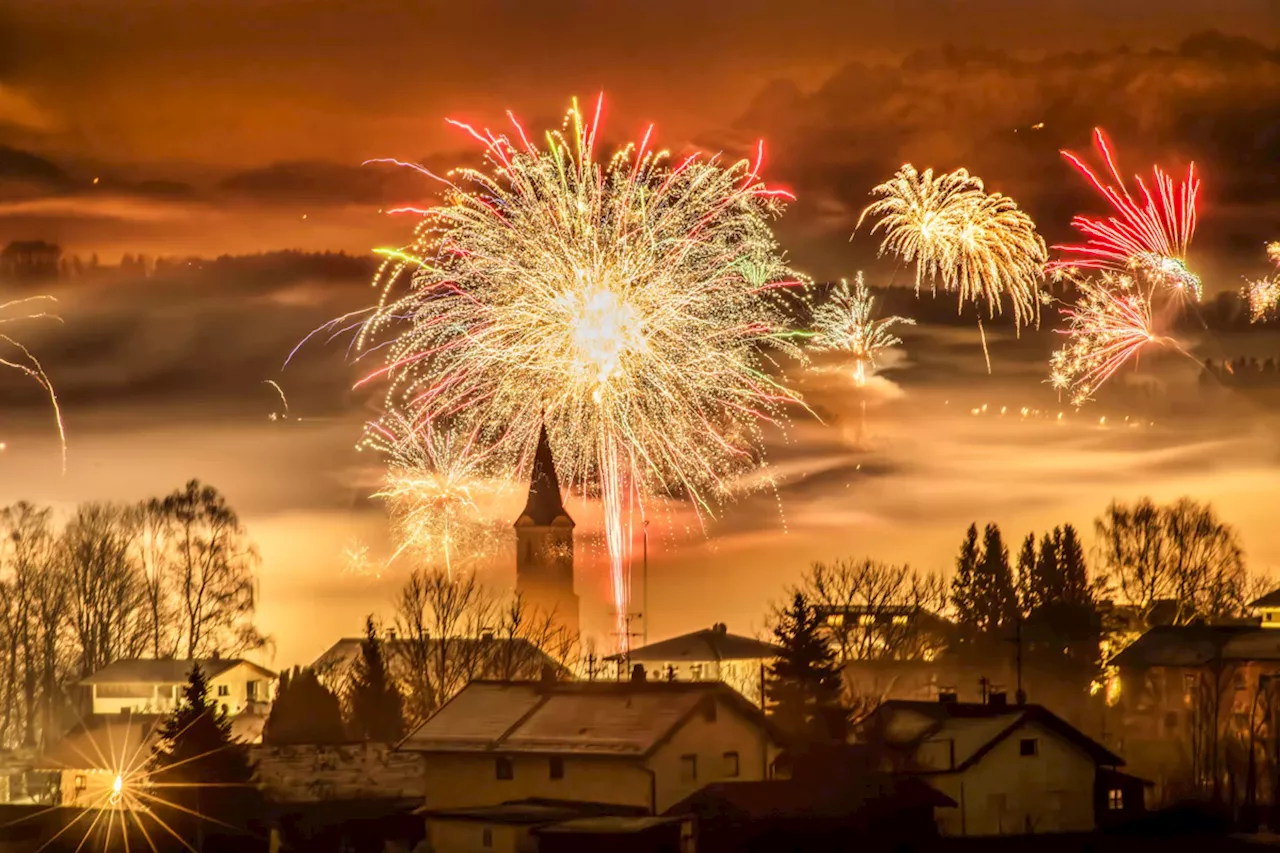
[{"left": 643, "top": 519, "right": 650, "bottom": 648}]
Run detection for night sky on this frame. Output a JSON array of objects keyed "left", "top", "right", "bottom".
[{"left": 1, "top": 1, "right": 1279, "bottom": 665}]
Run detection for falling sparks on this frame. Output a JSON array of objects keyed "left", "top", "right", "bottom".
[
  {"left": 354, "top": 97, "right": 806, "bottom": 649},
  {"left": 1049, "top": 273, "right": 1168, "bottom": 406},
  {"left": 1051, "top": 128, "right": 1201, "bottom": 300},
  {"left": 1246, "top": 241, "right": 1280, "bottom": 323},
  {"left": 0, "top": 296, "right": 66, "bottom": 473},
  {"left": 368, "top": 420, "right": 500, "bottom": 579},
  {"left": 811, "top": 273, "right": 914, "bottom": 386},
  {"left": 263, "top": 379, "right": 289, "bottom": 421},
  {"left": 858, "top": 164, "right": 1046, "bottom": 333}
]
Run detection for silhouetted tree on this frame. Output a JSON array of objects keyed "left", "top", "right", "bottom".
[
  {"left": 1015, "top": 533, "right": 1037, "bottom": 614},
  {"left": 263, "top": 667, "right": 346, "bottom": 745},
  {"left": 767, "top": 592, "right": 846, "bottom": 743},
  {"left": 149, "top": 664, "right": 256, "bottom": 851},
  {"left": 347, "top": 616, "right": 404, "bottom": 742},
  {"left": 950, "top": 524, "right": 981, "bottom": 630}
]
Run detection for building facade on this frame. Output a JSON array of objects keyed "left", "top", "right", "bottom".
[
  {"left": 80, "top": 658, "right": 276, "bottom": 717},
  {"left": 514, "top": 425, "right": 579, "bottom": 640}
]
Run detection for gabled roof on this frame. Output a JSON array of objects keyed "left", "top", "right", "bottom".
[
  {"left": 861, "top": 700, "right": 1123, "bottom": 771},
  {"left": 311, "top": 637, "right": 560, "bottom": 677},
  {"left": 517, "top": 424, "right": 573, "bottom": 527},
  {"left": 1252, "top": 588, "right": 1280, "bottom": 608},
  {"left": 667, "top": 775, "right": 955, "bottom": 820},
  {"left": 1109, "top": 624, "right": 1280, "bottom": 668},
  {"left": 398, "top": 680, "right": 779, "bottom": 757},
  {"left": 80, "top": 658, "right": 275, "bottom": 685},
  {"left": 604, "top": 624, "right": 782, "bottom": 664}
]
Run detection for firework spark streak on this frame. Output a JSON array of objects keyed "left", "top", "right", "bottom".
[
  {"left": 811, "top": 273, "right": 914, "bottom": 386},
  {"left": 1051, "top": 128, "right": 1202, "bottom": 300},
  {"left": 356, "top": 97, "right": 806, "bottom": 649},
  {"left": 0, "top": 296, "right": 66, "bottom": 472},
  {"left": 1049, "top": 273, "right": 1168, "bottom": 406},
  {"left": 858, "top": 165, "right": 1046, "bottom": 334},
  {"left": 1245, "top": 242, "right": 1280, "bottom": 323}
]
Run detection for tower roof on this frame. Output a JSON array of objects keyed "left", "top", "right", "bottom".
[{"left": 518, "top": 424, "right": 573, "bottom": 527}]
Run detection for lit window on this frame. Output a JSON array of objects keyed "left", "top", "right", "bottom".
[
  {"left": 892, "top": 615, "right": 909, "bottom": 626},
  {"left": 1109, "top": 789, "right": 1124, "bottom": 810},
  {"left": 858, "top": 614, "right": 876, "bottom": 627},
  {"left": 680, "top": 754, "right": 697, "bottom": 783},
  {"left": 482, "top": 827, "right": 493, "bottom": 848},
  {"left": 722, "top": 751, "right": 739, "bottom": 778},
  {"left": 549, "top": 757, "right": 564, "bottom": 780},
  {"left": 826, "top": 613, "right": 845, "bottom": 627},
  {"left": 496, "top": 757, "right": 514, "bottom": 781},
  {"left": 74, "top": 775, "right": 87, "bottom": 791},
  {"left": 1019, "top": 738, "right": 1038, "bottom": 757},
  {"left": 690, "top": 664, "right": 704, "bottom": 680},
  {"left": 216, "top": 684, "right": 230, "bottom": 697}
]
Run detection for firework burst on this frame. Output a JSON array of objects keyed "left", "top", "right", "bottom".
[
  {"left": 858, "top": 165, "right": 1046, "bottom": 333},
  {"left": 356, "top": 97, "right": 807, "bottom": 649},
  {"left": 1049, "top": 272, "right": 1170, "bottom": 406},
  {"left": 1244, "top": 241, "right": 1280, "bottom": 323},
  {"left": 1051, "top": 128, "right": 1202, "bottom": 300},
  {"left": 811, "top": 273, "right": 914, "bottom": 386},
  {"left": 0, "top": 296, "right": 66, "bottom": 472}
]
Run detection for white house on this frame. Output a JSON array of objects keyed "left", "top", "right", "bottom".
[
  {"left": 81, "top": 657, "right": 276, "bottom": 717},
  {"left": 604, "top": 624, "right": 781, "bottom": 705},
  {"left": 854, "top": 697, "right": 1137, "bottom": 836},
  {"left": 398, "top": 678, "right": 782, "bottom": 821}
]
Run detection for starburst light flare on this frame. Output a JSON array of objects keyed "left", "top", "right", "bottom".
[
  {"left": 356, "top": 96, "right": 808, "bottom": 650},
  {"left": 858, "top": 165, "right": 1046, "bottom": 334},
  {"left": 811, "top": 273, "right": 914, "bottom": 386},
  {"left": 1049, "top": 272, "right": 1165, "bottom": 406},
  {"left": 0, "top": 295, "right": 66, "bottom": 472},
  {"left": 1051, "top": 128, "right": 1202, "bottom": 300}
]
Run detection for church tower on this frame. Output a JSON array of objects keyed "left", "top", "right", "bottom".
[{"left": 514, "top": 425, "right": 578, "bottom": 638}]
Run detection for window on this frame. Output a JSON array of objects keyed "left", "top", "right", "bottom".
[
  {"left": 1019, "top": 738, "right": 1038, "bottom": 757},
  {"left": 216, "top": 684, "right": 230, "bottom": 697},
  {"left": 891, "top": 614, "right": 909, "bottom": 626},
  {"left": 722, "top": 751, "right": 740, "bottom": 778},
  {"left": 495, "top": 757, "right": 514, "bottom": 781},
  {"left": 481, "top": 827, "right": 493, "bottom": 848},
  {"left": 549, "top": 757, "right": 564, "bottom": 780},
  {"left": 826, "top": 613, "right": 845, "bottom": 627},
  {"left": 679, "top": 754, "right": 697, "bottom": 784},
  {"left": 246, "top": 681, "right": 259, "bottom": 700},
  {"left": 74, "top": 775, "right": 86, "bottom": 791},
  {"left": 690, "top": 664, "right": 704, "bottom": 680},
  {"left": 1109, "top": 789, "right": 1124, "bottom": 810},
  {"left": 858, "top": 614, "right": 876, "bottom": 627}
]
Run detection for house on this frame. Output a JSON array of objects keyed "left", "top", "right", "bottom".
[
  {"left": 419, "top": 798, "right": 655, "bottom": 853},
  {"left": 1107, "top": 623, "right": 1280, "bottom": 803},
  {"left": 312, "top": 635, "right": 562, "bottom": 693},
  {"left": 1251, "top": 588, "right": 1280, "bottom": 628},
  {"left": 852, "top": 696, "right": 1138, "bottom": 836},
  {"left": 80, "top": 657, "right": 276, "bottom": 717},
  {"left": 603, "top": 624, "right": 782, "bottom": 704},
  {"left": 397, "top": 678, "right": 783, "bottom": 815},
  {"left": 667, "top": 771, "right": 953, "bottom": 853}
]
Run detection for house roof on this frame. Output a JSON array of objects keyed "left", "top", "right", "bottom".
[
  {"left": 421, "top": 799, "right": 648, "bottom": 825},
  {"left": 80, "top": 658, "right": 276, "bottom": 685},
  {"left": 533, "top": 816, "right": 685, "bottom": 835},
  {"left": 861, "top": 700, "right": 1123, "bottom": 771},
  {"left": 1251, "top": 588, "right": 1280, "bottom": 608},
  {"left": 398, "top": 680, "right": 779, "bottom": 757},
  {"left": 666, "top": 776, "right": 955, "bottom": 820},
  {"left": 1109, "top": 625, "right": 1280, "bottom": 668},
  {"left": 311, "top": 637, "right": 560, "bottom": 677},
  {"left": 517, "top": 424, "right": 572, "bottom": 527},
  {"left": 604, "top": 624, "right": 782, "bottom": 664}
]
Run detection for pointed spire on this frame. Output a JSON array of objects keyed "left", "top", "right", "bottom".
[{"left": 518, "top": 423, "right": 572, "bottom": 526}]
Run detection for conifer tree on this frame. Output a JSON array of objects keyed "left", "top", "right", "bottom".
[
  {"left": 1016, "top": 533, "right": 1037, "bottom": 614},
  {"left": 974, "top": 523, "right": 1018, "bottom": 632},
  {"left": 264, "top": 667, "right": 347, "bottom": 745},
  {"left": 347, "top": 615, "right": 405, "bottom": 743},
  {"left": 766, "top": 592, "right": 845, "bottom": 743},
  {"left": 950, "top": 523, "right": 981, "bottom": 630}
]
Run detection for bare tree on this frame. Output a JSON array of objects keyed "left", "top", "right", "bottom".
[
  {"left": 1096, "top": 497, "right": 1246, "bottom": 626},
  {"left": 152, "top": 480, "right": 266, "bottom": 658},
  {"left": 61, "top": 503, "right": 150, "bottom": 678},
  {"left": 802, "top": 558, "right": 949, "bottom": 663},
  {"left": 485, "top": 593, "right": 578, "bottom": 680},
  {"left": 131, "top": 500, "right": 181, "bottom": 659}
]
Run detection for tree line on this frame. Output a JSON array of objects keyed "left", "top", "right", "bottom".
[{"left": 0, "top": 480, "right": 264, "bottom": 750}]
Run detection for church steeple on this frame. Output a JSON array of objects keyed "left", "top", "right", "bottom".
[
  {"left": 514, "top": 423, "right": 578, "bottom": 639},
  {"left": 519, "top": 424, "right": 573, "bottom": 527}
]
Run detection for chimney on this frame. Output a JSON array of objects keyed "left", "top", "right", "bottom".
[
  {"left": 631, "top": 663, "right": 647, "bottom": 683},
  {"left": 540, "top": 664, "right": 558, "bottom": 684},
  {"left": 713, "top": 623, "right": 727, "bottom": 634},
  {"left": 385, "top": 627, "right": 397, "bottom": 641},
  {"left": 938, "top": 691, "right": 958, "bottom": 704},
  {"left": 481, "top": 631, "right": 494, "bottom": 643},
  {"left": 988, "top": 691, "right": 1008, "bottom": 709}
]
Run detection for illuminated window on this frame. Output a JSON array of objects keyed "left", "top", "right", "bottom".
[
  {"left": 496, "top": 757, "right": 514, "bottom": 781},
  {"left": 858, "top": 615, "right": 876, "bottom": 627},
  {"left": 74, "top": 775, "right": 86, "bottom": 791},
  {"left": 722, "top": 751, "right": 739, "bottom": 778},
  {"left": 892, "top": 615, "right": 909, "bottom": 626},
  {"left": 690, "top": 664, "right": 704, "bottom": 681},
  {"left": 549, "top": 757, "right": 564, "bottom": 780},
  {"left": 679, "top": 754, "right": 697, "bottom": 783},
  {"left": 1019, "top": 738, "right": 1038, "bottom": 757},
  {"left": 826, "top": 613, "right": 845, "bottom": 627},
  {"left": 1109, "top": 789, "right": 1124, "bottom": 810}
]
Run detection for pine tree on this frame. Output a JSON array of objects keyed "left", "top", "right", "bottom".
[
  {"left": 974, "top": 523, "right": 1018, "bottom": 632},
  {"left": 150, "top": 664, "right": 256, "bottom": 850},
  {"left": 767, "top": 592, "right": 845, "bottom": 744},
  {"left": 1016, "top": 533, "right": 1037, "bottom": 615},
  {"left": 347, "top": 615, "right": 405, "bottom": 743},
  {"left": 264, "top": 667, "right": 347, "bottom": 745},
  {"left": 950, "top": 523, "right": 981, "bottom": 630},
  {"left": 1059, "top": 524, "right": 1089, "bottom": 605}
]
